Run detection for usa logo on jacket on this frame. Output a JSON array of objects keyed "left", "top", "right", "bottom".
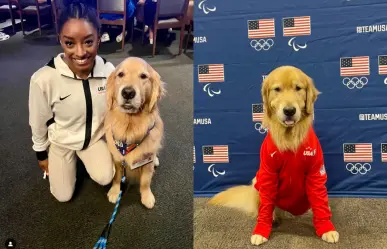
[{"left": 97, "top": 85, "right": 106, "bottom": 94}]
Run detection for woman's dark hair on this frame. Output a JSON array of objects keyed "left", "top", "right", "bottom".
[{"left": 58, "top": 0, "right": 101, "bottom": 34}]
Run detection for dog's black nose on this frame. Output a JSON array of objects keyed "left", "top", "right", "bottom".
[
  {"left": 283, "top": 107, "right": 296, "bottom": 117},
  {"left": 122, "top": 87, "right": 136, "bottom": 100}
]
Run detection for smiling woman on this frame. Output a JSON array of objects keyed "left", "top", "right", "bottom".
[
  {"left": 28, "top": 1, "right": 117, "bottom": 203},
  {"left": 58, "top": 0, "right": 101, "bottom": 79}
]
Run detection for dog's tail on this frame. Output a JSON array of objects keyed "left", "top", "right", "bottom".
[{"left": 208, "top": 178, "right": 259, "bottom": 217}]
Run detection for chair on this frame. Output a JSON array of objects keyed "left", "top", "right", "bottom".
[
  {"left": 12, "top": 0, "right": 53, "bottom": 36},
  {"left": 0, "top": 0, "right": 16, "bottom": 33},
  {"left": 136, "top": 0, "right": 189, "bottom": 57},
  {"left": 184, "top": 0, "right": 193, "bottom": 53},
  {"left": 50, "top": 0, "right": 64, "bottom": 40},
  {"left": 97, "top": 0, "right": 127, "bottom": 51},
  {"left": 153, "top": 0, "right": 189, "bottom": 56}
]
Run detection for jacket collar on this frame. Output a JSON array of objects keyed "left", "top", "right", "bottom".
[{"left": 53, "top": 53, "right": 107, "bottom": 80}]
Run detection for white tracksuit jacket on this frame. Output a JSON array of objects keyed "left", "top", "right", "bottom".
[{"left": 28, "top": 53, "right": 115, "bottom": 159}]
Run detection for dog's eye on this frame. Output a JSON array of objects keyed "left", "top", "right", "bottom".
[
  {"left": 295, "top": 86, "right": 302, "bottom": 91},
  {"left": 274, "top": 87, "right": 281, "bottom": 92},
  {"left": 118, "top": 72, "right": 124, "bottom": 78},
  {"left": 140, "top": 73, "right": 148, "bottom": 79}
]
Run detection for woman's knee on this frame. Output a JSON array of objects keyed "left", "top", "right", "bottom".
[
  {"left": 78, "top": 139, "right": 115, "bottom": 186},
  {"left": 50, "top": 186, "right": 75, "bottom": 202},
  {"left": 91, "top": 164, "right": 115, "bottom": 186}
]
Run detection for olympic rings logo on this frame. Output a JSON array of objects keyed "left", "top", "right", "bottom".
[
  {"left": 342, "top": 77, "right": 368, "bottom": 89},
  {"left": 345, "top": 163, "right": 371, "bottom": 175},
  {"left": 250, "top": 39, "right": 274, "bottom": 51},
  {"left": 254, "top": 122, "right": 268, "bottom": 134}
]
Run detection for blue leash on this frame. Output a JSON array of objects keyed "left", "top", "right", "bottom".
[
  {"left": 93, "top": 124, "right": 155, "bottom": 249},
  {"left": 93, "top": 173, "right": 126, "bottom": 249}
]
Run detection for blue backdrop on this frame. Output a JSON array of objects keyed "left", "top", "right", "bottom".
[{"left": 193, "top": 0, "right": 387, "bottom": 197}]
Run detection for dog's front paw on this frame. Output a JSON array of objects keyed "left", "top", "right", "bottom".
[
  {"left": 251, "top": 234, "right": 268, "bottom": 246},
  {"left": 107, "top": 185, "right": 121, "bottom": 204},
  {"left": 154, "top": 156, "right": 159, "bottom": 167},
  {"left": 141, "top": 191, "right": 155, "bottom": 209},
  {"left": 322, "top": 231, "right": 339, "bottom": 243}
]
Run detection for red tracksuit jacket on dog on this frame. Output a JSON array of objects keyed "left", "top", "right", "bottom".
[{"left": 253, "top": 127, "right": 335, "bottom": 239}]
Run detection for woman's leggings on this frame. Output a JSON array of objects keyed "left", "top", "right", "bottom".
[{"left": 47, "top": 139, "right": 115, "bottom": 202}]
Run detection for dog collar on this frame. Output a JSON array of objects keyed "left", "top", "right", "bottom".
[{"left": 113, "top": 121, "right": 156, "bottom": 156}]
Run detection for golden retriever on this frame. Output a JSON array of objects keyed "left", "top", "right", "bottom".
[
  {"left": 104, "top": 57, "right": 165, "bottom": 209},
  {"left": 209, "top": 66, "right": 339, "bottom": 245}
]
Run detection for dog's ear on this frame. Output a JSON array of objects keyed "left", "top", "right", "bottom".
[
  {"left": 148, "top": 65, "right": 166, "bottom": 112},
  {"left": 106, "top": 70, "right": 116, "bottom": 111},
  {"left": 261, "top": 77, "right": 272, "bottom": 118},
  {"left": 304, "top": 74, "right": 320, "bottom": 115}
]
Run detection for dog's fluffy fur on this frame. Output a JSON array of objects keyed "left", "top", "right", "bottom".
[
  {"left": 260, "top": 65, "right": 319, "bottom": 152},
  {"left": 209, "top": 66, "right": 339, "bottom": 244},
  {"left": 104, "top": 57, "right": 165, "bottom": 209}
]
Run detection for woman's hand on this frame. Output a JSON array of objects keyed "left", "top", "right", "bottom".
[{"left": 38, "top": 159, "right": 49, "bottom": 175}]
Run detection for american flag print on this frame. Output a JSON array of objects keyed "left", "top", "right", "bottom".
[
  {"left": 202, "top": 145, "right": 229, "bottom": 163},
  {"left": 247, "top": 19, "right": 275, "bottom": 39},
  {"left": 340, "top": 56, "right": 370, "bottom": 76},
  {"left": 252, "top": 104, "right": 264, "bottom": 122},
  {"left": 378, "top": 55, "right": 387, "bottom": 75},
  {"left": 381, "top": 143, "right": 387, "bottom": 162},
  {"left": 198, "top": 64, "right": 225, "bottom": 83},
  {"left": 193, "top": 146, "right": 196, "bottom": 163},
  {"left": 343, "top": 143, "right": 373, "bottom": 162},
  {"left": 283, "top": 16, "right": 311, "bottom": 36},
  {"left": 114, "top": 140, "right": 136, "bottom": 156}
]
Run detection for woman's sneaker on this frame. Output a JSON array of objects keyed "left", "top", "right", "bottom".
[
  {"left": 101, "top": 32, "right": 110, "bottom": 43},
  {"left": 116, "top": 31, "right": 127, "bottom": 42},
  {"left": 0, "top": 32, "right": 10, "bottom": 41}
]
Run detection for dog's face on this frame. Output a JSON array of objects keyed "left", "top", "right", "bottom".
[
  {"left": 262, "top": 66, "right": 320, "bottom": 127},
  {"left": 106, "top": 57, "right": 165, "bottom": 114}
]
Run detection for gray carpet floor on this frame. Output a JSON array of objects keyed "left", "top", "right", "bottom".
[
  {"left": 0, "top": 18, "right": 193, "bottom": 249},
  {"left": 194, "top": 197, "right": 387, "bottom": 249}
]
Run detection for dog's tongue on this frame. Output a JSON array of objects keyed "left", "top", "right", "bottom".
[{"left": 284, "top": 120, "right": 295, "bottom": 125}]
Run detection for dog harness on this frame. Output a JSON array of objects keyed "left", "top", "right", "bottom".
[
  {"left": 113, "top": 120, "right": 156, "bottom": 169},
  {"left": 113, "top": 120, "right": 156, "bottom": 157},
  {"left": 93, "top": 120, "right": 156, "bottom": 249}
]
